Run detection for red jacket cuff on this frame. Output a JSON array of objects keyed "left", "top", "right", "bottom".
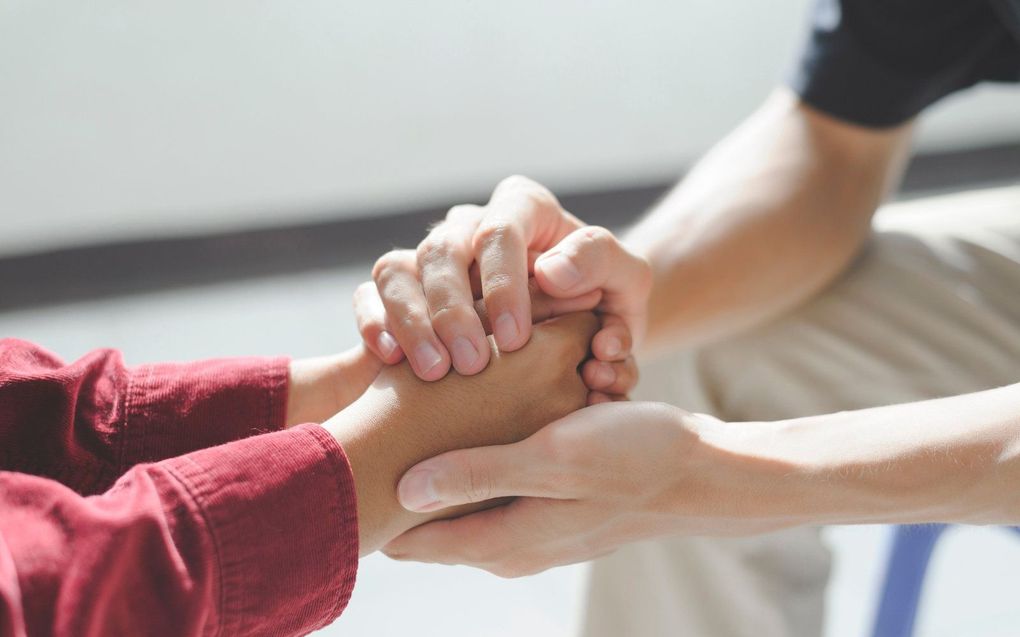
[{"left": 162, "top": 424, "right": 359, "bottom": 635}]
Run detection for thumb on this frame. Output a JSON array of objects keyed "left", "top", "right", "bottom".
[
  {"left": 397, "top": 440, "right": 551, "bottom": 512},
  {"left": 534, "top": 226, "right": 651, "bottom": 346}
]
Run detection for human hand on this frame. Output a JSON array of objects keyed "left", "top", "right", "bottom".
[
  {"left": 354, "top": 176, "right": 651, "bottom": 396},
  {"left": 383, "top": 402, "right": 795, "bottom": 576},
  {"left": 322, "top": 311, "right": 599, "bottom": 554},
  {"left": 286, "top": 345, "right": 383, "bottom": 428}
]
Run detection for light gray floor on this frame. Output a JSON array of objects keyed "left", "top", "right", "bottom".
[{"left": 2, "top": 265, "right": 1018, "bottom": 636}]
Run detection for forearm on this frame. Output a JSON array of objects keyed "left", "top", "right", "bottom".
[
  {"left": 0, "top": 339, "right": 290, "bottom": 494},
  {"left": 783, "top": 383, "right": 1020, "bottom": 525},
  {"left": 0, "top": 426, "right": 358, "bottom": 636},
  {"left": 711, "top": 384, "right": 1020, "bottom": 528},
  {"left": 626, "top": 89, "right": 912, "bottom": 350}
]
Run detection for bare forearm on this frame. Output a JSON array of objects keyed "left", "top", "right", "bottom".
[
  {"left": 781, "top": 383, "right": 1020, "bottom": 525},
  {"left": 626, "top": 89, "right": 912, "bottom": 350},
  {"left": 715, "top": 384, "right": 1020, "bottom": 528}
]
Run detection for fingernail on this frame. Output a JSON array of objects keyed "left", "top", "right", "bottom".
[
  {"left": 398, "top": 468, "right": 442, "bottom": 512},
  {"left": 493, "top": 312, "right": 520, "bottom": 349},
  {"left": 377, "top": 331, "right": 398, "bottom": 358},
  {"left": 414, "top": 342, "right": 443, "bottom": 374},
  {"left": 594, "top": 362, "right": 616, "bottom": 387},
  {"left": 451, "top": 335, "right": 480, "bottom": 371},
  {"left": 538, "top": 253, "right": 582, "bottom": 290},
  {"left": 603, "top": 336, "right": 622, "bottom": 358}
]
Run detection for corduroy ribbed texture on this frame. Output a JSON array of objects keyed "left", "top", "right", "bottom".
[{"left": 0, "top": 339, "right": 360, "bottom": 636}]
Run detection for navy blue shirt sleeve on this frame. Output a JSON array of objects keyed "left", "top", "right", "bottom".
[{"left": 788, "top": 0, "right": 1020, "bottom": 127}]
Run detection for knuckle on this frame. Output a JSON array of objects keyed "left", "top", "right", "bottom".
[
  {"left": 429, "top": 303, "right": 476, "bottom": 332},
  {"left": 371, "top": 250, "right": 409, "bottom": 280},
  {"left": 394, "top": 308, "right": 430, "bottom": 331},
  {"left": 446, "top": 204, "right": 480, "bottom": 223},
  {"left": 496, "top": 175, "right": 557, "bottom": 208},
  {"left": 417, "top": 233, "right": 463, "bottom": 267},
  {"left": 352, "top": 281, "right": 376, "bottom": 304},
  {"left": 473, "top": 220, "right": 521, "bottom": 251},
  {"left": 481, "top": 271, "right": 516, "bottom": 297},
  {"left": 496, "top": 174, "right": 538, "bottom": 193},
  {"left": 579, "top": 225, "right": 616, "bottom": 249},
  {"left": 461, "top": 458, "right": 494, "bottom": 503}
]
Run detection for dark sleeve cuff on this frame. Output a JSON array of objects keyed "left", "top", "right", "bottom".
[
  {"left": 787, "top": 25, "right": 971, "bottom": 128},
  {"left": 786, "top": 0, "right": 1020, "bottom": 128},
  {"left": 163, "top": 424, "right": 359, "bottom": 635},
  {"left": 119, "top": 356, "right": 291, "bottom": 472}
]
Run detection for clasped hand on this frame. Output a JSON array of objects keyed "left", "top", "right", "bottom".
[{"left": 350, "top": 176, "right": 722, "bottom": 575}]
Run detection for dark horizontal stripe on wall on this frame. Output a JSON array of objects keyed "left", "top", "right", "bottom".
[{"left": 0, "top": 143, "right": 1017, "bottom": 312}]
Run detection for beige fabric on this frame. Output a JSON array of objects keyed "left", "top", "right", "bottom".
[{"left": 580, "top": 185, "right": 1020, "bottom": 637}]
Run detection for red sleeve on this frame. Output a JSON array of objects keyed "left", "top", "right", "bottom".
[
  {"left": 0, "top": 424, "right": 360, "bottom": 637},
  {"left": 0, "top": 338, "right": 289, "bottom": 495}
]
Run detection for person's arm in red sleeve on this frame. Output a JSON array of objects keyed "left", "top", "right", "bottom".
[
  {"left": 0, "top": 338, "right": 378, "bottom": 495},
  {"left": 0, "top": 425, "right": 358, "bottom": 637},
  {"left": 0, "top": 312, "right": 597, "bottom": 636}
]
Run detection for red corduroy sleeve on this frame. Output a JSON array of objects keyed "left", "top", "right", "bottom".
[
  {"left": 0, "top": 338, "right": 290, "bottom": 495},
  {"left": 0, "top": 424, "right": 360, "bottom": 637}
]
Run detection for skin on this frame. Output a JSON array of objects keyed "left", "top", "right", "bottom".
[
  {"left": 383, "top": 391, "right": 1020, "bottom": 577},
  {"left": 356, "top": 180, "right": 648, "bottom": 405},
  {"left": 302, "top": 312, "right": 599, "bottom": 555},
  {"left": 362, "top": 88, "right": 1018, "bottom": 575},
  {"left": 286, "top": 346, "right": 384, "bottom": 428}
]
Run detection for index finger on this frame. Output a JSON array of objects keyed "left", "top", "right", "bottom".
[{"left": 474, "top": 176, "right": 583, "bottom": 352}]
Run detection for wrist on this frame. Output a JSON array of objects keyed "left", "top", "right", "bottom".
[
  {"left": 670, "top": 413, "right": 822, "bottom": 531},
  {"left": 287, "top": 346, "right": 382, "bottom": 428},
  {"left": 286, "top": 355, "right": 345, "bottom": 427}
]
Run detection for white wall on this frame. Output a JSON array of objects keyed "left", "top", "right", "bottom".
[{"left": 2, "top": 0, "right": 1018, "bottom": 256}]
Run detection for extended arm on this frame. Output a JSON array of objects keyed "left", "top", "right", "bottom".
[
  {"left": 755, "top": 383, "right": 1020, "bottom": 526},
  {"left": 0, "top": 338, "right": 379, "bottom": 494},
  {"left": 0, "top": 313, "right": 595, "bottom": 632},
  {"left": 382, "top": 384, "right": 1020, "bottom": 575}
]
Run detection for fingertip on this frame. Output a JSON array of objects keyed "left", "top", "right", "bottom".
[
  {"left": 492, "top": 311, "right": 530, "bottom": 351},
  {"left": 397, "top": 467, "right": 444, "bottom": 512},
  {"left": 582, "top": 359, "right": 615, "bottom": 390},
  {"left": 534, "top": 252, "right": 582, "bottom": 293},
  {"left": 588, "top": 391, "right": 612, "bottom": 405},
  {"left": 592, "top": 326, "right": 631, "bottom": 362},
  {"left": 376, "top": 330, "right": 406, "bottom": 364},
  {"left": 411, "top": 341, "right": 451, "bottom": 381},
  {"left": 449, "top": 334, "right": 490, "bottom": 375}
]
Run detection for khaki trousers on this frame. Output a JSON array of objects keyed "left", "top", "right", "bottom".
[{"left": 580, "top": 185, "right": 1020, "bottom": 637}]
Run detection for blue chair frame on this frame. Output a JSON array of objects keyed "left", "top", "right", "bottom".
[{"left": 871, "top": 524, "right": 1020, "bottom": 637}]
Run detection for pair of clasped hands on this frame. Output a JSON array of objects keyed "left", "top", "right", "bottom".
[{"left": 295, "top": 175, "right": 669, "bottom": 578}]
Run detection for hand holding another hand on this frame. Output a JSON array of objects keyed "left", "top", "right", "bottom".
[
  {"left": 385, "top": 404, "right": 797, "bottom": 577},
  {"left": 353, "top": 175, "right": 651, "bottom": 401},
  {"left": 322, "top": 312, "right": 600, "bottom": 554}
]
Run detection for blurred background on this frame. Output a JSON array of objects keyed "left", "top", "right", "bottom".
[{"left": 1, "top": 1, "right": 1018, "bottom": 636}]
